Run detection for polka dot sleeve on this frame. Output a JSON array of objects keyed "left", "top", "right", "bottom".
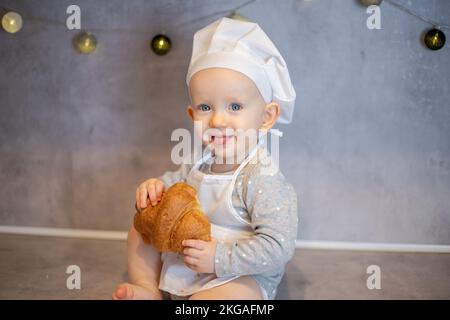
[{"left": 214, "top": 166, "right": 299, "bottom": 277}]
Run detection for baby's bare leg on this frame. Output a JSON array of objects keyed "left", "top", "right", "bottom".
[
  {"left": 188, "top": 276, "right": 264, "bottom": 300},
  {"left": 112, "top": 225, "right": 163, "bottom": 300}
]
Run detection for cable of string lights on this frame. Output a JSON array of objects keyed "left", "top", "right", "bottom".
[
  {"left": 1, "top": 0, "right": 449, "bottom": 31},
  {"left": 0, "top": 0, "right": 257, "bottom": 33},
  {"left": 1, "top": 0, "right": 448, "bottom": 51},
  {"left": 384, "top": 0, "right": 450, "bottom": 30},
  {"left": 0, "top": 0, "right": 257, "bottom": 54}
]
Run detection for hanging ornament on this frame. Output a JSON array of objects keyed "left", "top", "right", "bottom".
[
  {"left": 228, "top": 11, "right": 250, "bottom": 22},
  {"left": 360, "top": 0, "right": 383, "bottom": 6},
  {"left": 150, "top": 34, "right": 171, "bottom": 55},
  {"left": 423, "top": 28, "right": 446, "bottom": 51},
  {"left": 1, "top": 11, "right": 23, "bottom": 34},
  {"left": 73, "top": 31, "right": 97, "bottom": 54}
]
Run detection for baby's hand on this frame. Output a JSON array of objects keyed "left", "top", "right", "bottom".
[
  {"left": 182, "top": 238, "right": 218, "bottom": 274},
  {"left": 135, "top": 178, "right": 165, "bottom": 210}
]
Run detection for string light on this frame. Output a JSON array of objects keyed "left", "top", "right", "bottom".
[
  {"left": 383, "top": 0, "right": 449, "bottom": 50},
  {"left": 151, "top": 34, "right": 171, "bottom": 55},
  {"left": 73, "top": 31, "right": 97, "bottom": 54},
  {"left": 228, "top": 11, "right": 251, "bottom": 22},
  {"left": 361, "top": 0, "right": 383, "bottom": 6},
  {"left": 1, "top": 11, "right": 23, "bottom": 33},
  {"left": 423, "top": 28, "right": 446, "bottom": 51}
]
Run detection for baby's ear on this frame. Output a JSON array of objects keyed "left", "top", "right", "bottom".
[
  {"left": 186, "top": 105, "right": 194, "bottom": 121},
  {"left": 261, "top": 102, "right": 280, "bottom": 130}
]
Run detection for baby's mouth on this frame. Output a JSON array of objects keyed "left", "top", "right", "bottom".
[
  {"left": 204, "top": 128, "right": 236, "bottom": 147},
  {"left": 211, "top": 135, "right": 234, "bottom": 145}
]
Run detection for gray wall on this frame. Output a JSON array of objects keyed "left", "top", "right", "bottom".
[{"left": 0, "top": 0, "right": 449, "bottom": 245}]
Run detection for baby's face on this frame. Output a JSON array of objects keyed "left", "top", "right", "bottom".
[{"left": 187, "top": 67, "right": 276, "bottom": 163}]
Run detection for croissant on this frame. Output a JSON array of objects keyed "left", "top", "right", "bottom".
[{"left": 133, "top": 182, "right": 211, "bottom": 254}]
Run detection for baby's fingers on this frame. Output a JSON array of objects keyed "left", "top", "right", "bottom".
[
  {"left": 147, "top": 181, "right": 159, "bottom": 206},
  {"left": 135, "top": 187, "right": 143, "bottom": 210},
  {"left": 155, "top": 180, "right": 165, "bottom": 200},
  {"left": 138, "top": 185, "right": 149, "bottom": 209},
  {"left": 136, "top": 178, "right": 164, "bottom": 210}
]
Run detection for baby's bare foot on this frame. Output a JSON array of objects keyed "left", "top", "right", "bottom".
[{"left": 112, "top": 282, "right": 163, "bottom": 300}]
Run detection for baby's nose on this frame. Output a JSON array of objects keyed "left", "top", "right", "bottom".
[{"left": 210, "top": 110, "right": 227, "bottom": 128}]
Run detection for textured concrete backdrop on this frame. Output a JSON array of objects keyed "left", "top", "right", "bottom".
[{"left": 0, "top": 0, "right": 449, "bottom": 245}]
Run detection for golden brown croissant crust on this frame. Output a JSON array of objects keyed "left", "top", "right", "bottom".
[{"left": 133, "top": 182, "right": 211, "bottom": 254}]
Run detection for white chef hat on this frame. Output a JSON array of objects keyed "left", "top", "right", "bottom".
[{"left": 186, "top": 17, "right": 296, "bottom": 124}]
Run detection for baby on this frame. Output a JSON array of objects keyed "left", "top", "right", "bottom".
[{"left": 113, "top": 17, "right": 298, "bottom": 300}]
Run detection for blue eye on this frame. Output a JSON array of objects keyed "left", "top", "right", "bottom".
[
  {"left": 198, "top": 104, "right": 211, "bottom": 112},
  {"left": 230, "top": 103, "right": 242, "bottom": 111}
]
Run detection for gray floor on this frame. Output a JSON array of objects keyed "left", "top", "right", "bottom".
[{"left": 0, "top": 234, "right": 449, "bottom": 299}]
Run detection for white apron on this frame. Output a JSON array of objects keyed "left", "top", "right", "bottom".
[{"left": 158, "top": 135, "right": 265, "bottom": 297}]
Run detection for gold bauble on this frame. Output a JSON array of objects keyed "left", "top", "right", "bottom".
[
  {"left": 151, "top": 34, "right": 171, "bottom": 55},
  {"left": 360, "top": 0, "right": 383, "bottom": 6},
  {"left": 228, "top": 12, "right": 250, "bottom": 22},
  {"left": 73, "top": 31, "right": 97, "bottom": 54},
  {"left": 424, "top": 28, "right": 446, "bottom": 51},
  {"left": 1, "top": 11, "right": 23, "bottom": 34}
]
